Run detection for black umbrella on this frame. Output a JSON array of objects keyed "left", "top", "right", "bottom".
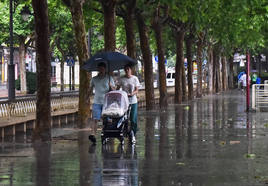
[{"left": 82, "top": 51, "right": 137, "bottom": 72}]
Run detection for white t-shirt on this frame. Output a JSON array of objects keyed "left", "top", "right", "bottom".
[
  {"left": 240, "top": 74, "right": 250, "bottom": 87},
  {"left": 118, "top": 75, "right": 140, "bottom": 104},
  {"left": 90, "top": 74, "right": 115, "bottom": 104}
]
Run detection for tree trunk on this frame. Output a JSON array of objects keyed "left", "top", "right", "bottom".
[
  {"left": 181, "top": 57, "right": 187, "bottom": 101},
  {"left": 57, "top": 45, "right": 66, "bottom": 92},
  {"left": 136, "top": 11, "right": 155, "bottom": 110},
  {"left": 72, "top": 65, "right": 75, "bottom": 90},
  {"left": 124, "top": 0, "right": 136, "bottom": 59},
  {"left": 212, "top": 47, "right": 217, "bottom": 93},
  {"left": 19, "top": 37, "right": 27, "bottom": 95},
  {"left": 196, "top": 36, "right": 203, "bottom": 98},
  {"left": 186, "top": 35, "right": 193, "bottom": 100},
  {"left": 123, "top": 0, "right": 136, "bottom": 74},
  {"left": 152, "top": 10, "right": 168, "bottom": 108},
  {"left": 207, "top": 44, "right": 213, "bottom": 94},
  {"left": 68, "top": 0, "right": 91, "bottom": 128},
  {"left": 32, "top": 0, "right": 51, "bottom": 141},
  {"left": 213, "top": 49, "right": 221, "bottom": 93},
  {"left": 101, "top": 0, "right": 116, "bottom": 51},
  {"left": 174, "top": 31, "right": 184, "bottom": 104},
  {"left": 229, "top": 55, "right": 234, "bottom": 89},
  {"left": 221, "top": 56, "right": 227, "bottom": 91},
  {"left": 60, "top": 60, "right": 64, "bottom": 91}
]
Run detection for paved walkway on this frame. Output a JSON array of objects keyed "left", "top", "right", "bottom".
[{"left": 0, "top": 90, "right": 268, "bottom": 186}]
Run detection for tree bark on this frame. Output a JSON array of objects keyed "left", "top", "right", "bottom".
[
  {"left": 32, "top": 0, "right": 51, "bottom": 141},
  {"left": 186, "top": 34, "right": 193, "bottom": 100},
  {"left": 19, "top": 37, "right": 27, "bottom": 95},
  {"left": 152, "top": 9, "right": 168, "bottom": 108},
  {"left": 207, "top": 43, "right": 213, "bottom": 94},
  {"left": 56, "top": 44, "right": 66, "bottom": 92},
  {"left": 101, "top": 0, "right": 116, "bottom": 51},
  {"left": 136, "top": 11, "right": 155, "bottom": 110},
  {"left": 122, "top": 0, "right": 137, "bottom": 74},
  {"left": 221, "top": 55, "right": 227, "bottom": 91},
  {"left": 229, "top": 55, "right": 234, "bottom": 89},
  {"left": 196, "top": 36, "right": 203, "bottom": 98},
  {"left": 123, "top": 0, "right": 136, "bottom": 59},
  {"left": 66, "top": 0, "right": 91, "bottom": 128},
  {"left": 72, "top": 66, "right": 75, "bottom": 90},
  {"left": 174, "top": 31, "right": 184, "bottom": 104},
  {"left": 212, "top": 47, "right": 217, "bottom": 93},
  {"left": 181, "top": 56, "right": 187, "bottom": 101},
  {"left": 213, "top": 48, "right": 221, "bottom": 93},
  {"left": 60, "top": 60, "right": 65, "bottom": 91}
]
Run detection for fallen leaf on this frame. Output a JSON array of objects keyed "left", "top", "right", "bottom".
[
  {"left": 264, "top": 123, "right": 268, "bottom": 128},
  {"left": 220, "top": 141, "right": 226, "bottom": 146},
  {"left": 176, "top": 162, "right": 185, "bottom": 166},
  {"left": 245, "top": 153, "right": 256, "bottom": 159},
  {"left": 230, "top": 141, "right": 240, "bottom": 145},
  {"left": 184, "top": 106, "right": 190, "bottom": 110}
]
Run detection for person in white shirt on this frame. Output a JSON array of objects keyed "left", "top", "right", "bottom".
[
  {"left": 117, "top": 64, "right": 140, "bottom": 144},
  {"left": 240, "top": 73, "right": 250, "bottom": 91}
]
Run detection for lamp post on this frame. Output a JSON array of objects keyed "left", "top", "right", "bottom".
[
  {"left": 8, "top": 3, "right": 31, "bottom": 100},
  {"left": 8, "top": 0, "right": 15, "bottom": 101}
]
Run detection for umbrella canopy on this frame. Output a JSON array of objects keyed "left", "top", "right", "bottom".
[{"left": 82, "top": 51, "right": 137, "bottom": 72}]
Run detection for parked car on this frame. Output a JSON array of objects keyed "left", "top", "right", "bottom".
[{"left": 166, "top": 71, "right": 175, "bottom": 87}]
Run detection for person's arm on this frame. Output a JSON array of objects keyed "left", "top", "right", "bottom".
[
  {"left": 109, "top": 76, "right": 116, "bottom": 90},
  {"left": 116, "top": 78, "right": 121, "bottom": 90},
  {"left": 129, "top": 86, "right": 139, "bottom": 96},
  {"left": 129, "top": 76, "right": 140, "bottom": 96}
]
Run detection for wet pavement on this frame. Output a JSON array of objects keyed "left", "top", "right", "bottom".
[{"left": 1, "top": 90, "right": 268, "bottom": 186}]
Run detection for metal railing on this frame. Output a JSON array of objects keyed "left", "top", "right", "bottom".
[
  {"left": 252, "top": 82, "right": 268, "bottom": 111},
  {"left": 0, "top": 91, "right": 79, "bottom": 118}
]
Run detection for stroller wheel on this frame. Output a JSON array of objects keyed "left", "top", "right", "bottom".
[
  {"left": 129, "top": 130, "right": 136, "bottom": 144},
  {"left": 119, "top": 137, "right": 124, "bottom": 145},
  {"left": 101, "top": 137, "right": 107, "bottom": 145}
]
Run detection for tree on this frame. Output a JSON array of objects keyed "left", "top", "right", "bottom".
[
  {"left": 62, "top": 0, "right": 91, "bottom": 128},
  {"left": 100, "top": 0, "right": 116, "bottom": 51},
  {"left": 151, "top": 4, "right": 168, "bottom": 108},
  {"left": 32, "top": 0, "right": 51, "bottom": 141},
  {"left": 48, "top": 0, "right": 76, "bottom": 92},
  {"left": 136, "top": 8, "right": 155, "bottom": 110},
  {"left": 116, "top": 0, "right": 137, "bottom": 60},
  {"left": 0, "top": 1, "right": 34, "bottom": 95}
]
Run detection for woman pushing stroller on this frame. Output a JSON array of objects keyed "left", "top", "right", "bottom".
[{"left": 117, "top": 64, "right": 140, "bottom": 144}]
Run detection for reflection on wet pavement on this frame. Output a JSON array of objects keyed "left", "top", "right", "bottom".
[{"left": 1, "top": 90, "right": 268, "bottom": 185}]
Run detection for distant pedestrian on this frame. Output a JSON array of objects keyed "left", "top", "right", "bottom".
[
  {"left": 238, "top": 71, "right": 245, "bottom": 90},
  {"left": 251, "top": 73, "right": 257, "bottom": 85},
  {"left": 240, "top": 73, "right": 251, "bottom": 91},
  {"left": 256, "top": 77, "right": 261, "bottom": 84}
]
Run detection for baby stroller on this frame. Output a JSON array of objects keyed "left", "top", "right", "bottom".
[{"left": 101, "top": 90, "right": 134, "bottom": 145}]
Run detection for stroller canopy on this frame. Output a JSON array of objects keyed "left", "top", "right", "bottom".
[{"left": 102, "top": 90, "right": 129, "bottom": 117}]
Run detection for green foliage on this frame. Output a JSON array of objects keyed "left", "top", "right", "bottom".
[
  {"left": 48, "top": 0, "right": 77, "bottom": 61},
  {"left": 0, "top": 0, "right": 34, "bottom": 46},
  {"left": 15, "top": 71, "right": 37, "bottom": 94}
]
